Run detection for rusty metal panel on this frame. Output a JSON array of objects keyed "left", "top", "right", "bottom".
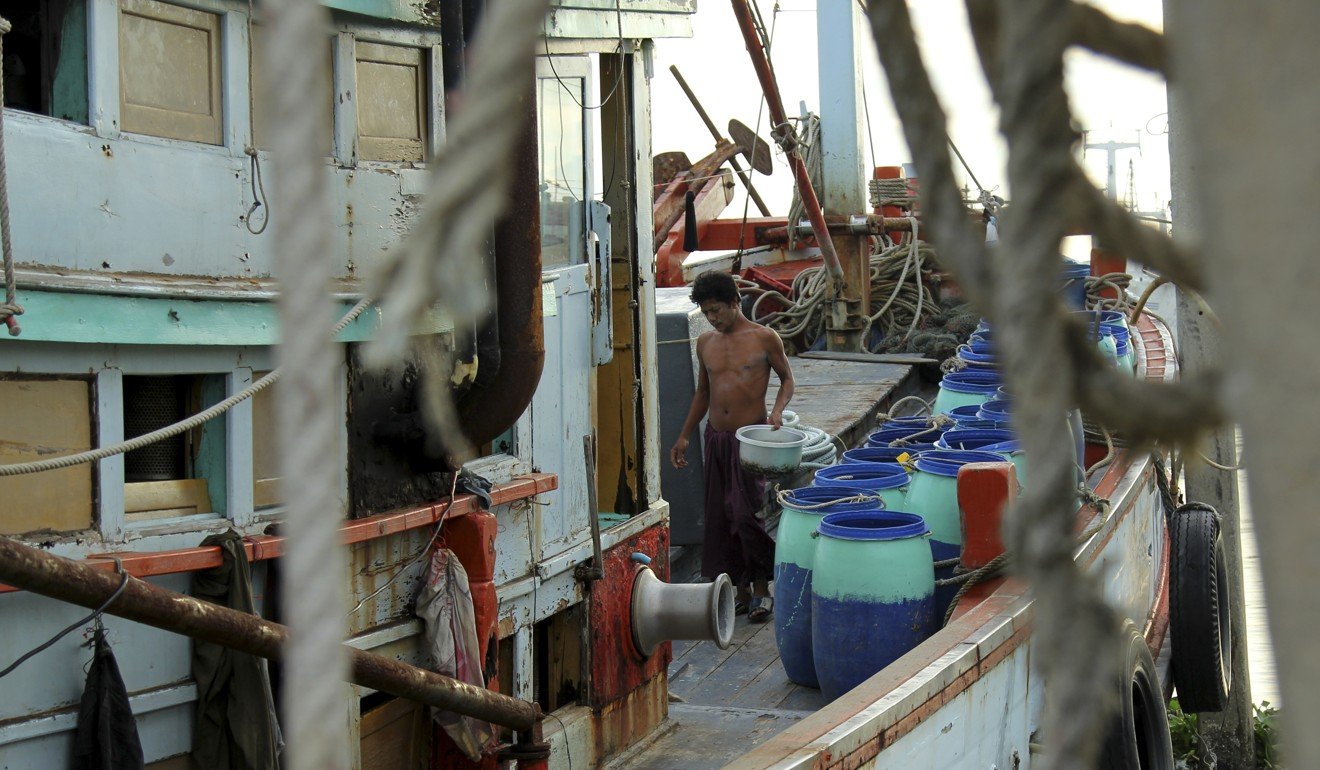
[
  {"left": 347, "top": 526, "right": 433, "bottom": 635},
  {"left": 588, "top": 523, "right": 669, "bottom": 709}
]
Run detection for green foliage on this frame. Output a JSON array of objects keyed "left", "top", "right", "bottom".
[
  {"left": 1254, "top": 701, "right": 1283, "bottom": 770},
  {"left": 1167, "top": 698, "right": 1285, "bottom": 769}
]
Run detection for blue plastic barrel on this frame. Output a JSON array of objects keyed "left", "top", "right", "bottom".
[
  {"left": 981, "top": 439, "right": 1027, "bottom": 484},
  {"left": 1059, "top": 260, "right": 1090, "bottom": 310},
  {"left": 977, "top": 398, "right": 1013, "bottom": 422},
  {"left": 936, "top": 428, "right": 1015, "bottom": 451},
  {"left": 946, "top": 404, "right": 984, "bottom": 424},
  {"left": 956, "top": 346, "right": 998, "bottom": 369},
  {"left": 932, "top": 369, "right": 1003, "bottom": 414},
  {"left": 811, "top": 511, "right": 937, "bottom": 700},
  {"left": 902, "top": 449, "right": 1006, "bottom": 612},
  {"left": 865, "top": 425, "right": 942, "bottom": 453},
  {"left": 842, "top": 446, "right": 909, "bottom": 465},
  {"left": 774, "top": 487, "right": 885, "bottom": 688},
  {"left": 1101, "top": 323, "right": 1135, "bottom": 371},
  {"left": 813, "top": 462, "right": 910, "bottom": 508}
]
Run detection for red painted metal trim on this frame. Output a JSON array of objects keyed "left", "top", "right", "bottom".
[
  {"left": 728, "top": 0, "right": 842, "bottom": 281},
  {"left": 0, "top": 473, "right": 558, "bottom": 593}
]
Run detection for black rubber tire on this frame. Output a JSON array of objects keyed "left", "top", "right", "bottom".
[
  {"left": 1169, "top": 502, "right": 1232, "bottom": 712},
  {"left": 1099, "top": 620, "right": 1176, "bottom": 769}
]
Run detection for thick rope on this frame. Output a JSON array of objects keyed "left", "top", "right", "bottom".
[
  {"left": 0, "top": 298, "right": 372, "bottom": 477},
  {"left": 0, "top": 17, "right": 23, "bottom": 336},
  {"left": 264, "top": 0, "right": 346, "bottom": 767},
  {"left": 786, "top": 114, "right": 822, "bottom": 250},
  {"left": 860, "top": 2, "right": 1231, "bottom": 766}
]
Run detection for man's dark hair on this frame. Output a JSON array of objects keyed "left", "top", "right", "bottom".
[{"left": 690, "top": 271, "right": 740, "bottom": 306}]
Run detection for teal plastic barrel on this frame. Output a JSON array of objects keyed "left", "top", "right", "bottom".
[
  {"left": 811, "top": 511, "right": 938, "bottom": 700},
  {"left": 902, "top": 449, "right": 1006, "bottom": 611},
  {"left": 813, "top": 462, "right": 910, "bottom": 509},
  {"left": 773, "top": 487, "right": 885, "bottom": 688},
  {"left": 932, "top": 370, "right": 1002, "bottom": 414}
]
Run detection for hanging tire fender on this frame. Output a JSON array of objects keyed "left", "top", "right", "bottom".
[
  {"left": 1169, "top": 501, "right": 1232, "bottom": 712},
  {"left": 1099, "top": 619, "right": 1176, "bottom": 769}
]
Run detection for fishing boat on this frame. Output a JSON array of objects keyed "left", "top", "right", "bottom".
[{"left": 0, "top": 2, "right": 1224, "bottom": 769}]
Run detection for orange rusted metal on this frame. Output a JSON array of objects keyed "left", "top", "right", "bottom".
[
  {"left": 0, "top": 473, "right": 557, "bottom": 593},
  {"left": 955, "top": 462, "right": 1017, "bottom": 571}
]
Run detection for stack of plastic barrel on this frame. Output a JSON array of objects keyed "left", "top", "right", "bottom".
[
  {"left": 771, "top": 319, "right": 1057, "bottom": 701},
  {"left": 1077, "top": 309, "right": 1137, "bottom": 374}
]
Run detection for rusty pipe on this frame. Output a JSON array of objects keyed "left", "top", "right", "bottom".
[
  {"left": 457, "top": 80, "right": 545, "bottom": 447},
  {"left": 0, "top": 536, "right": 539, "bottom": 731},
  {"left": 729, "top": 0, "right": 843, "bottom": 283}
]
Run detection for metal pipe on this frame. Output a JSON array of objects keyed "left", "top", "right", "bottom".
[
  {"left": 457, "top": 81, "right": 545, "bottom": 447},
  {"left": 0, "top": 536, "right": 540, "bottom": 732},
  {"left": 669, "top": 65, "right": 772, "bottom": 217},
  {"left": 728, "top": 0, "right": 844, "bottom": 282}
]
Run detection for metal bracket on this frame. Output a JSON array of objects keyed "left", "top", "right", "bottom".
[{"left": 589, "top": 200, "right": 614, "bottom": 365}]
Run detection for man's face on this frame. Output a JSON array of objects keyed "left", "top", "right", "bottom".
[{"left": 700, "top": 300, "right": 739, "bottom": 333}]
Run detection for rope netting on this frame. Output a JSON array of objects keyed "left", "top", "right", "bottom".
[{"left": 866, "top": 1, "right": 1224, "bottom": 766}]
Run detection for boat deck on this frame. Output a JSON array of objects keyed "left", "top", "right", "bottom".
[
  {"left": 614, "top": 555, "right": 828, "bottom": 770},
  {"left": 619, "top": 356, "right": 919, "bottom": 769}
]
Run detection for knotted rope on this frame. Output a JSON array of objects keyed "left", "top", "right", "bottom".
[
  {"left": 866, "top": 2, "right": 1223, "bottom": 766},
  {"left": 0, "top": 17, "right": 23, "bottom": 336}
]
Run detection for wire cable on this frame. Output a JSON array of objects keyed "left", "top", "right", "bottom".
[{"left": 0, "top": 560, "right": 130, "bottom": 679}]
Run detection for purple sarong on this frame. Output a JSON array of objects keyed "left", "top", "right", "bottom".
[{"left": 701, "top": 425, "right": 775, "bottom": 587}]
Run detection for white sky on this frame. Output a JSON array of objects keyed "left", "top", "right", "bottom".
[{"left": 647, "top": 1, "right": 1170, "bottom": 218}]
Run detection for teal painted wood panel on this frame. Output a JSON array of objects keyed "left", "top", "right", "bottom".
[{"left": 0, "top": 291, "right": 450, "bottom": 346}]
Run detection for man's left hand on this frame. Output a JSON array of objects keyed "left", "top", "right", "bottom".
[{"left": 769, "top": 410, "right": 783, "bottom": 429}]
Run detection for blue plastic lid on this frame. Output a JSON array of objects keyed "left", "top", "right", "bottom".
[
  {"left": 842, "top": 446, "right": 908, "bottom": 464},
  {"left": 814, "top": 462, "right": 910, "bottom": 491},
  {"left": 978, "top": 398, "right": 1012, "bottom": 419},
  {"left": 940, "top": 369, "right": 1002, "bottom": 395},
  {"left": 936, "top": 428, "right": 1015, "bottom": 451},
  {"left": 950, "top": 418, "right": 1010, "bottom": 430},
  {"left": 913, "top": 449, "right": 1007, "bottom": 477},
  {"left": 780, "top": 485, "right": 885, "bottom": 515},
  {"left": 817, "top": 510, "right": 928, "bottom": 541},
  {"left": 946, "top": 404, "right": 983, "bottom": 420},
  {"left": 879, "top": 416, "right": 939, "bottom": 430},
  {"left": 981, "top": 440, "right": 1022, "bottom": 454},
  {"left": 867, "top": 425, "right": 944, "bottom": 447}
]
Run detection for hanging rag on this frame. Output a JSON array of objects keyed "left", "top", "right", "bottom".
[
  {"left": 72, "top": 627, "right": 145, "bottom": 770},
  {"left": 416, "top": 548, "right": 494, "bottom": 761},
  {"left": 191, "top": 531, "right": 282, "bottom": 770}
]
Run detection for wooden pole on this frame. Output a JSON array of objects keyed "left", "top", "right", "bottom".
[{"left": 0, "top": 536, "right": 540, "bottom": 732}]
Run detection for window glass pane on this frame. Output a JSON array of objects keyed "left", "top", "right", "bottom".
[
  {"left": 537, "top": 75, "right": 586, "bottom": 267},
  {"left": 0, "top": 0, "right": 90, "bottom": 123},
  {"left": 119, "top": 0, "right": 223, "bottom": 144},
  {"left": 356, "top": 40, "right": 426, "bottom": 162}
]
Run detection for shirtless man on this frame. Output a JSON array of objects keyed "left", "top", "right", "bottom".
[{"left": 670, "top": 272, "right": 794, "bottom": 623}]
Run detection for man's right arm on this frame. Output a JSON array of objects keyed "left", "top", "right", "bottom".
[{"left": 670, "top": 334, "right": 711, "bottom": 469}]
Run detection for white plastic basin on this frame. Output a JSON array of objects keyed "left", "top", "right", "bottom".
[{"left": 735, "top": 425, "right": 809, "bottom": 476}]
